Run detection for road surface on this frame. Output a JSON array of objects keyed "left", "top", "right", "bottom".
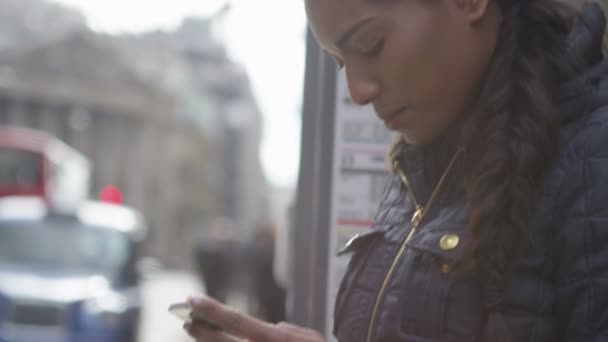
[{"left": 138, "top": 269, "right": 204, "bottom": 342}]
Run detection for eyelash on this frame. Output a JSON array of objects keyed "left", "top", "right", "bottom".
[
  {"left": 361, "top": 39, "right": 384, "bottom": 57},
  {"left": 334, "top": 38, "right": 384, "bottom": 70}
]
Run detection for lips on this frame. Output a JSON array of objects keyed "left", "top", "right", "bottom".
[{"left": 379, "top": 107, "right": 407, "bottom": 130}]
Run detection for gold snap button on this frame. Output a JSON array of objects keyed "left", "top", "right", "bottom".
[
  {"left": 439, "top": 234, "right": 460, "bottom": 251},
  {"left": 440, "top": 264, "right": 451, "bottom": 273}
]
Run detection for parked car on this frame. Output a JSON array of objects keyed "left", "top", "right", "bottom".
[{"left": 0, "top": 196, "right": 146, "bottom": 342}]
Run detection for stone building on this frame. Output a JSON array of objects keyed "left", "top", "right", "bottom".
[
  {"left": 115, "top": 17, "right": 270, "bottom": 236},
  {"left": 0, "top": 0, "right": 270, "bottom": 268},
  {"left": 0, "top": 27, "right": 224, "bottom": 268}
]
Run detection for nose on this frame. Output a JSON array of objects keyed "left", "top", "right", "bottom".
[{"left": 345, "top": 64, "right": 380, "bottom": 106}]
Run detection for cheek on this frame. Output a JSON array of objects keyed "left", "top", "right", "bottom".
[
  {"left": 383, "top": 11, "right": 455, "bottom": 104},
  {"left": 382, "top": 15, "right": 482, "bottom": 143}
]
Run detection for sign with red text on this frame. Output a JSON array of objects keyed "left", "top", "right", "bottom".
[{"left": 325, "top": 70, "right": 393, "bottom": 339}]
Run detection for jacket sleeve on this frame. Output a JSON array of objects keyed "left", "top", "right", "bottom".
[{"left": 554, "top": 111, "right": 608, "bottom": 341}]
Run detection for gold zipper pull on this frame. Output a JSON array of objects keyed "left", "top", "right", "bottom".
[{"left": 365, "top": 148, "right": 464, "bottom": 342}]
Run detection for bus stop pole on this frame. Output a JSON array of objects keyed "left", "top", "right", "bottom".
[{"left": 289, "top": 28, "right": 337, "bottom": 334}]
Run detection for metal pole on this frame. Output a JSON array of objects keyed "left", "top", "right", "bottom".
[{"left": 289, "top": 28, "right": 337, "bottom": 334}]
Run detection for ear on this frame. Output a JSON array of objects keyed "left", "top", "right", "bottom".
[{"left": 453, "top": 0, "right": 492, "bottom": 24}]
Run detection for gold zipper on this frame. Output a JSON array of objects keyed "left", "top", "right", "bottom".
[{"left": 365, "top": 148, "right": 463, "bottom": 342}]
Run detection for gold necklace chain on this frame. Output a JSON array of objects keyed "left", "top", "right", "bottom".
[{"left": 365, "top": 147, "right": 464, "bottom": 342}]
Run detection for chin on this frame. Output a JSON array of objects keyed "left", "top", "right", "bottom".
[
  {"left": 399, "top": 129, "right": 441, "bottom": 146},
  {"left": 400, "top": 132, "right": 426, "bottom": 146}
]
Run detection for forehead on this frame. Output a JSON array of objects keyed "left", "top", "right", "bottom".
[{"left": 305, "top": 0, "right": 380, "bottom": 51}]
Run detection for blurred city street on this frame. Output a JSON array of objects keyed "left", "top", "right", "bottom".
[
  {"left": 0, "top": 1, "right": 293, "bottom": 341},
  {"left": 137, "top": 269, "right": 203, "bottom": 342}
]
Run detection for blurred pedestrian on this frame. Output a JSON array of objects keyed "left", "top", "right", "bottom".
[
  {"left": 244, "top": 223, "right": 285, "bottom": 323},
  {"left": 194, "top": 218, "right": 237, "bottom": 304},
  {"left": 185, "top": 1, "right": 608, "bottom": 341}
]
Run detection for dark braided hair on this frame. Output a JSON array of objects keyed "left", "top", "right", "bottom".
[
  {"left": 389, "top": 0, "right": 584, "bottom": 340},
  {"left": 464, "top": 1, "right": 582, "bottom": 340}
]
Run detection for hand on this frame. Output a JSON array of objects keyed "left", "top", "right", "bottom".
[{"left": 184, "top": 295, "right": 326, "bottom": 342}]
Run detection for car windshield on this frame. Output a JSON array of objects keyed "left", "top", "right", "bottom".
[
  {"left": 0, "top": 148, "right": 40, "bottom": 186},
  {"left": 0, "top": 219, "right": 130, "bottom": 277}
]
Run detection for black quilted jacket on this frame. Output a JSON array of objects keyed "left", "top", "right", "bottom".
[{"left": 333, "top": 5, "right": 608, "bottom": 342}]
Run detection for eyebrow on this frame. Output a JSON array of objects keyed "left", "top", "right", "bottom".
[{"left": 335, "top": 17, "right": 375, "bottom": 48}]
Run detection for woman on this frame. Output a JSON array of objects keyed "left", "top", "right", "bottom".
[{"left": 185, "top": 0, "right": 608, "bottom": 341}]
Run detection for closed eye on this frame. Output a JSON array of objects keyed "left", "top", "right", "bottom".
[{"left": 361, "top": 39, "right": 384, "bottom": 57}]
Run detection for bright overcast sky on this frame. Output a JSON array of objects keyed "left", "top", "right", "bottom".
[{"left": 51, "top": 0, "right": 307, "bottom": 189}]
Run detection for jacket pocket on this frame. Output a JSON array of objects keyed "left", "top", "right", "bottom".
[
  {"left": 333, "top": 230, "right": 383, "bottom": 337},
  {"left": 398, "top": 226, "right": 481, "bottom": 340}
]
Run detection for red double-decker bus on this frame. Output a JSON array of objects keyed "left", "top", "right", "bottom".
[{"left": 0, "top": 126, "right": 90, "bottom": 210}]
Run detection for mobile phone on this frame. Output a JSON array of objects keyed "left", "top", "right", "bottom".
[{"left": 168, "top": 302, "right": 223, "bottom": 331}]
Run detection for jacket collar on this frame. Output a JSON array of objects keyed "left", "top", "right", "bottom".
[{"left": 559, "top": 2, "right": 608, "bottom": 124}]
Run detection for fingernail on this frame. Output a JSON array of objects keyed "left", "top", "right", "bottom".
[{"left": 187, "top": 296, "right": 204, "bottom": 306}]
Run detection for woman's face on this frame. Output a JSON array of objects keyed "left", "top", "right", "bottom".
[{"left": 306, "top": 0, "right": 501, "bottom": 145}]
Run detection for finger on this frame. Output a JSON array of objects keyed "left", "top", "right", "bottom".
[
  {"left": 275, "top": 322, "right": 316, "bottom": 335},
  {"left": 275, "top": 322, "right": 325, "bottom": 342},
  {"left": 188, "top": 296, "right": 279, "bottom": 341},
  {"left": 189, "top": 312, "right": 223, "bottom": 331},
  {"left": 184, "top": 321, "right": 242, "bottom": 342}
]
